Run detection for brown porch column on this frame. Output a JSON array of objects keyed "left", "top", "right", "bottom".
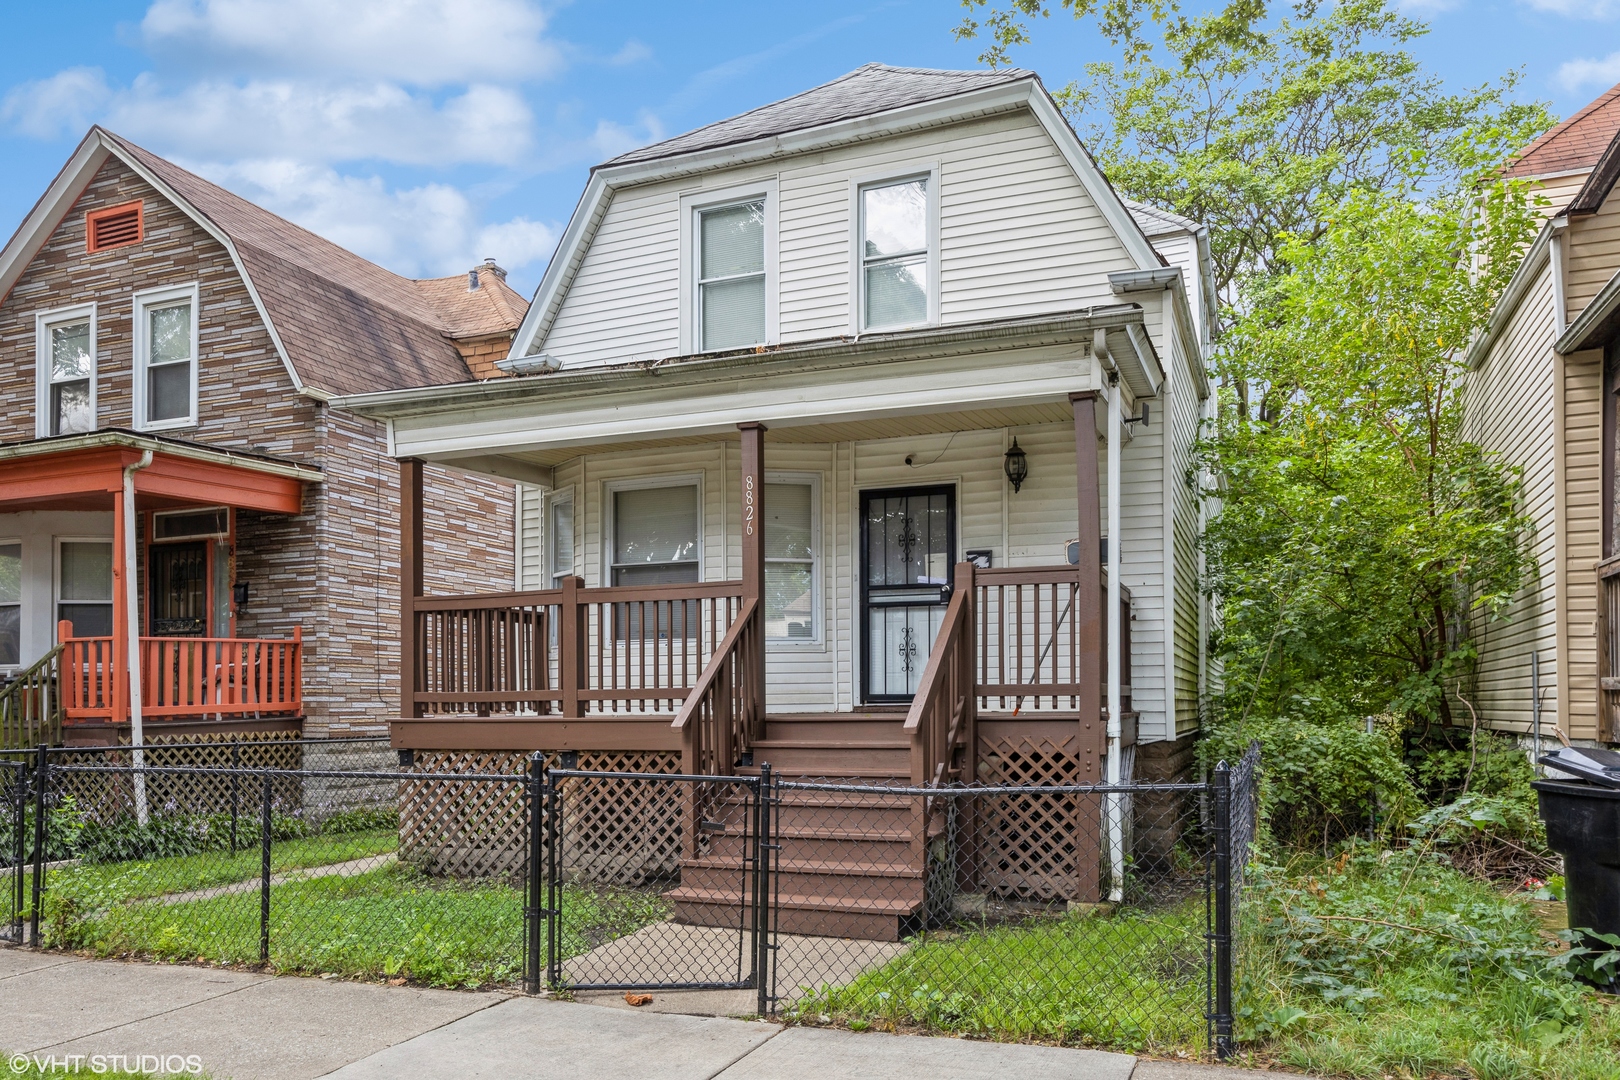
[
  {"left": 1069, "top": 392, "right": 1103, "bottom": 750},
  {"left": 400, "top": 459, "right": 424, "bottom": 720},
  {"left": 738, "top": 423, "right": 767, "bottom": 726}
]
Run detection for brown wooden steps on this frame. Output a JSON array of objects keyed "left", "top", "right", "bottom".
[{"left": 667, "top": 712, "right": 926, "bottom": 941}]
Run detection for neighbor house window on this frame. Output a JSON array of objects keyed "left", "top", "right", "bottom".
[
  {"left": 764, "top": 481, "right": 816, "bottom": 641},
  {"left": 35, "top": 305, "right": 96, "bottom": 438},
  {"left": 56, "top": 540, "right": 112, "bottom": 639},
  {"left": 698, "top": 202, "right": 766, "bottom": 350},
  {"left": 134, "top": 285, "right": 199, "bottom": 429},
  {"left": 611, "top": 484, "right": 700, "bottom": 587},
  {"left": 860, "top": 177, "right": 930, "bottom": 330},
  {"left": 548, "top": 493, "right": 574, "bottom": 588},
  {"left": 0, "top": 542, "right": 19, "bottom": 666}
]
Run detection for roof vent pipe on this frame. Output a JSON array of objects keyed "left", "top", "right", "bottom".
[{"left": 468, "top": 269, "right": 480, "bottom": 291}]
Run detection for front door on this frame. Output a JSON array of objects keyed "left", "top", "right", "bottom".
[
  {"left": 861, "top": 486, "right": 956, "bottom": 702},
  {"left": 149, "top": 541, "right": 209, "bottom": 636}
]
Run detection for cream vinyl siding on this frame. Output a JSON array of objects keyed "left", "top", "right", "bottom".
[
  {"left": 1563, "top": 348, "right": 1604, "bottom": 741},
  {"left": 538, "top": 110, "right": 1138, "bottom": 367},
  {"left": 1166, "top": 330, "right": 1205, "bottom": 737},
  {"left": 515, "top": 484, "right": 545, "bottom": 589},
  {"left": 1566, "top": 195, "right": 1620, "bottom": 319},
  {"left": 534, "top": 420, "right": 1176, "bottom": 737},
  {"left": 1463, "top": 264, "right": 1560, "bottom": 733}
]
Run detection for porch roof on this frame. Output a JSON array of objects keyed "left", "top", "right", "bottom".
[{"left": 0, "top": 429, "right": 321, "bottom": 514}]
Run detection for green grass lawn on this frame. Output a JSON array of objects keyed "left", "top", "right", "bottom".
[
  {"left": 790, "top": 901, "right": 1209, "bottom": 1053},
  {"left": 37, "top": 837, "right": 671, "bottom": 989}
]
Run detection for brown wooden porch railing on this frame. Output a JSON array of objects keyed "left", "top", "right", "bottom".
[
  {"left": 906, "top": 562, "right": 977, "bottom": 787},
  {"left": 412, "top": 578, "right": 747, "bottom": 718},
  {"left": 1, "top": 642, "right": 65, "bottom": 749},
  {"left": 60, "top": 629, "right": 304, "bottom": 723},
  {"left": 1597, "top": 556, "right": 1620, "bottom": 743},
  {"left": 671, "top": 597, "right": 762, "bottom": 777},
  {"left": 974, "top": 565, "right": 1131, "bottom": 714}
]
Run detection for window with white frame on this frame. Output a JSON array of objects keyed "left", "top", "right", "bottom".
[
  {"left": 860, "top": 177, "right": 930, "bottom": 330},
  {"left": 698, "top": 202, "right": 766, "bottom": 351},
  {"left": 0, "top": 542, "right": 19, "bottom": 666},
  {"left": 36, "top": 306, "right": 96, "bottom": 438},
  {"left": 764, "top": 480, "right": 817, "bottom": 642},
  {"left": 548, "top": 493, "right": 574, "bottom": 588},
  {"left": 135, "top": 286, "right": 198, "bottom": 429},
  {"left": 611, "top": 484, "right": 699, "bottom": 587},
  {"left": 56, "top": 540, "right": 112, "bottom": 638}
]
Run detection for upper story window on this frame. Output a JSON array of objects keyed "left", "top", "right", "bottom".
[
  {"left": 699, "top": 201, "right": 766, "bottom": 350},
  {"left": 134, "top": 284, "right": 199, "bottom": 430},
  {"left": 85, "top": 201, "right": 143, "bottom": 254},
  {"left": 860, "top": 177, "right": 931, "bottom": 330},
  {"left": 35, "top": 304, "right": 96, "bottom": 439}
]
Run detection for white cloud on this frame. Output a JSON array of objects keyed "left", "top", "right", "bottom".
[
  {"left": 1521, "top": 0, "right": 1619, "bottom": 16},
  {"left": 608, "top": 41, "right": 654, "bottom": 67},
  {"left": 140, "top": 0, "right": 562, "bottom": 85},
  {"left": 197, "top": 158, "right": 557, "bottom": 278},
  {"left": 1, "top": 67, "right": 113, "bottom": 139},
  {"left": 1557, "top": 50, "right": 1620, "bottom": 93}
]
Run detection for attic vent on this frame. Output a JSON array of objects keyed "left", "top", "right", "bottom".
[{"left": 86, "top": 201, "right": 144, "bottom": 253}]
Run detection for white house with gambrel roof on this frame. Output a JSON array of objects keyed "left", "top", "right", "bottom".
[{"left": 334, "top": 63, "right": 1215, "bottom": 928}]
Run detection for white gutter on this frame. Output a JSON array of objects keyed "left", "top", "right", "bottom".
[
  {"left": 1550, "top": 217, "right": 1569, "bottom": 336},
  {"left": 123, "top": 450, "right": 153, "bottom": 826}
]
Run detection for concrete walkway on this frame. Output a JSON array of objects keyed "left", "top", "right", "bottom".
[{"left": 0, "top": 948, "right": 1306, "bottom": 1080}]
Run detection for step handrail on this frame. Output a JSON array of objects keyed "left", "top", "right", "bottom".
[
  {"left": 904, "top": 562, "right": 976, "bottom": 787},
  {"left": 0, "top": 642, "right": 66, "bottom": 750},
  {"left": 672, "top": 597, "right": 761, "bottom": 777}
]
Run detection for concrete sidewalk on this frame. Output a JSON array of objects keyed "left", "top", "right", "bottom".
[{"left": 0, "top": 948, "right": 1304, "bottom": 1080}]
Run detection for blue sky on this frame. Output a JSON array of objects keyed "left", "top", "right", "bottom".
[{"left": 1, "top": 0, "right": 1616, "bottom": 296}]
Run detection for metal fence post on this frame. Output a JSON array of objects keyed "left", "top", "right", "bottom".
[
  {"left": 754, "top": 763, "right": 773, "bottom": 1018},
  {"left": 545, "top": 768, "right": 561, "bottom": 989},
  {"left": 230, "top": 742, "right": 241, "bottom": 853},
  {"left": 30, "top": 744, "right": 48, "bottom": 948},
  {"left": 259, "top": 770, "right": 273, "bottom": 966},
  {"left": 1211, "top": 760, "right": 1234, "bottom": 1060},
  {"left": 11, "top": 763, "right": 26, "bottom": 945},
  {"left": 524, "top": 752, "right": 545, "bottom": 996}
]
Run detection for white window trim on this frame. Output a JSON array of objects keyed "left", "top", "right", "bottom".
[
  {"left": 848, "top": 164, "right": 941, "bottom": 335},
  {"left": 679, "top": 179, "right": 779, "bottom": 355},
  {"left": 52, "top": 536, "right": 114, "bottom": 643},
  {"left": 602, "top": 474, "right": 706, "bottom": 586},
  {"left": 764, "top": 470, "right": 823, "bottom": 649},
  {"left": 132, "top": 282, "right": 201, "bottom": 432},
  {"left": 0, "top": 535, "right": 20, "bottom": 672},
  {"left": 547, "top": 488, "right": 576, "bottom": 589},
  {"left": 34, "top": 302, "right": 98, "bottom": 439}
]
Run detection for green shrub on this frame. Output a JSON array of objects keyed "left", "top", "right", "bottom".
[{"left": 0, "top": 795, "right": 82, "bottom": 864}]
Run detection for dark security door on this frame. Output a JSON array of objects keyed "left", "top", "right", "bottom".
[
  {"left": 149, "top": 541, "right": 208, "bottom": 636},
  {"left": 861, "top": 486, "right": 956, "bottom": 702}
]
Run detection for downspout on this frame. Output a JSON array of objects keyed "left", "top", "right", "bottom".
[
  {"left": 124, "top": 450, "right": 153, "bottom": 825},
  {"left": 1095, "top": 329, "right": 1125, "bottom": 903}
]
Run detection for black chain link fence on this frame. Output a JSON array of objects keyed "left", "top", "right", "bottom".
[{"left": 1, "top": 738, "right": 1259, "bottom": 1057}]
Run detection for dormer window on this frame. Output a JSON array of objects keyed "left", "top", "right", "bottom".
[
  {"left": 860, "top": 177, "right": 931, "bottom": 330},
  {"left": 85, "top": 201, "right": 143, "bottom": 254},
  {"left": 134, "top": 284, "right": 200, "bottom": 430},
  {"left": 699, "top": 201, "right": 766, "bottom": 351},
  {"left": 34, "top": 304, "right": 96, "bottom": 439}
]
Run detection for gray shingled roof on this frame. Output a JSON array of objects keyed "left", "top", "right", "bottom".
[
  {"left": 602, "top": 63, "right": 1037, "bottom": 168},
  {"left": 98, "top": 130, "right": 526, "bottom": 397},
  {"left": 1123, "top": 199, "right": 1200, "bottom": 237}
]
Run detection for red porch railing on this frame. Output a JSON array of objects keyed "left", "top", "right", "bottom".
[{"left": 59, "top": 624, "right": 304, "bottom": 724}]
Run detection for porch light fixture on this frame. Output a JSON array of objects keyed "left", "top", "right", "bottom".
[
  {"left": 1003, "top": 438, "right": 1028, "bottom": 493},
  {"left": 232, "top": 581, "right": 249, "bottom": 608}
]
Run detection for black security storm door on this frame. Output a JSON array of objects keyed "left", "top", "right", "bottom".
[{"left": 860, "top": 485, "right": 956, "bottom": 703}]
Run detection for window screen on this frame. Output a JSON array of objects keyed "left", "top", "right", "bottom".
[
  {"left": 0, "top": 542, "right": 19, "bottom": 666},
  {"left": 58, "top": 540, "right": 113, "bottom": 638},
  {"left": 764, "top": 482, "right": 814, "bottom": 640},
  {"left": 549, "top": 495, "right": 574, "bottom": 588},
  {"left": 861, "top": 178, "right": 929, "bottom": 330},
  {"left": 49, "top": 320, "right": 93, "bottom": 436},
  {"left": 699, "top": 202, "right": 765, "bottom": 350},
  {"left": 146, "top": 301, "right": 193, "bottom": 424},
  {"left": 612, "top": 485, "right": 699, "bottom": 587}
]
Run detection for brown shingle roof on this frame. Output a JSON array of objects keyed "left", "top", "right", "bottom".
[
  {"left": 414, "top": 264, "right": 530, "bottom": 340},
  {"left": 1506, "top": 82, "right": 1620, "bottom": 179},
  {"left": 97, "top": 130, "right": 525, "bottom": 396}
]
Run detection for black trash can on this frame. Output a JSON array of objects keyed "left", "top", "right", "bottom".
[{"left": 1534, "top": 778, "right": 1620, "bottom": 982}]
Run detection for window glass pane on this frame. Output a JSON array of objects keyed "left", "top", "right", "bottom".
[
  {"left": 58, "top": 603, "right": 111, "bottom": 638},
  {"left": 862, "top": 180, "right": 927, "bottom": 257},
  {"left": 154, "top": 509, "right": 227, "bottom": 540},
  {"left": 59, "top": 541, "right": 112, "bottom": 602},
  {"left": 865, "top": 256, "right": 929, "bottom": 329},
  {"left": 612, "top": 562, "right": 700, "bottom": 587},
  {"left": 764, "top": 483, "right": 812, "bottom": 560},
  {"left": 549, "top": 497, "right": 574, "bottom": 583},
  {"left": 701, "top": 277, "right": 765, "bottom": 350},
  {"left": 149, "top": 362, "right": 191, "bottom": 422},
  {"left": 150, "top": 303, "right": 192, "bottom": 364},
  {"left": 614, "top": 486, "right": 698, "bottom": 566},
  {"left": 766, "top": 563, "right": 814, "bottom": 640},
  {"left": 0, "top": 544, "right": 19, "bottom": 604},
  {"left": 51, "top": 322, "right": 91, "bottom": 380},
  {"left": 52, "top": 380, "right": 93, "bottom": 436},
  {"left": 0, "top": 605, "right": 17, "bottom": 666},
  {"left": 700, "top": 202, "right": 764, "bottom": 279}
]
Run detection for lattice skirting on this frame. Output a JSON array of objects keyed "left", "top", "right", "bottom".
[
  {"left": 53, "top": 731, "right": 303, "bottom": 821},
  {"left": 399, "top": 750, "right": 682, "bottom": 883},
  {"left": 973, "top": 730, "right": 1101, "bottom": 903}
]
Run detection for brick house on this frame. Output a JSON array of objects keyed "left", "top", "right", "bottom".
[{"left": 0, "top": 126, "right": 528, "bottom": 746}]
